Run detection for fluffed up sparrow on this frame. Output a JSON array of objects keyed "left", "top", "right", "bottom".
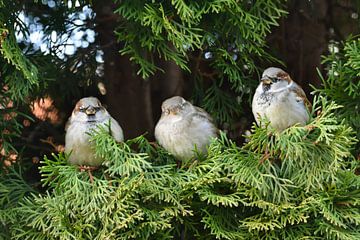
[
  {"left": 65, "top": 97, "right": 124, "bottom": 167},
  {"left": 252, "top": 67, "right": 311, "bottom": 131},
  {"left": 155, "top": 96, "right": 218, "bottom": 162}
]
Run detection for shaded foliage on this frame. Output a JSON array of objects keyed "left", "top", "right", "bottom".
[{"left": 0, "top": 1, "right": 360, "bottom": 239}]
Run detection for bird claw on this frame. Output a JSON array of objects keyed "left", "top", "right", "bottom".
[
  {"left": 79, "top": 165, "right": 98, "bottom": 171},
  {"left": 176, "top": 160, "right": 182, "bottom": 168},
  {"left": 78, "top": 165, "right": 98, "bottom": 183}
]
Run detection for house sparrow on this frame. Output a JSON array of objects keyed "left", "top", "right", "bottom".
[
  {"left": 65, "top": 97, "right": 124, "bottom": 167},
  {"left": 252, "top": 67, "right": 311, "bottom": 131},
  {"left": 155, "top": 96, "right": 218, "bottom": 162}
]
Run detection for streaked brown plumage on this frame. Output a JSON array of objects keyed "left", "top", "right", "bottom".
[{"left": 252, "top": 67, "right": 311, "bottom": 131}]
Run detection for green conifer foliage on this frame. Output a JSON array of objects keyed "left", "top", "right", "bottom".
[
  {"left": 2, "top": 97, "right": 359, "bottom": 239},
  {"left": 114, "top": 0, "right": 287, "bottom": 123},
  {"left": 316, "top": 37, "right": 360, "bottom": 157},
  {"left": 115, "top": 0, "right": 286, "bottom": 78},
  {"left": 0, "top": 1, "right": 37, "bottom": 186},
  {"left": 1, "top": 1, "right": 360, "bottom": 239},
  {"left": 229, "top": 97, "right": 359, "bottom": 239}
]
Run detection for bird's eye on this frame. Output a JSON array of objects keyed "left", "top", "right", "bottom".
[
  {"left": 79, "top": 106, "right": 87, "bottom": 112},
  {"left": 269, "top": 77, "right": 280, "bottom": 83},
  {"left": 180, "top": 101, "right": 188, "bottom": 109},
  {"left": 94, "top": 106, "right": 102, "bottom": 111}
]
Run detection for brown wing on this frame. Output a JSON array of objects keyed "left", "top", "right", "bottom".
[{"left": 290, "top": 82, "right": 312, "bottom": 112}]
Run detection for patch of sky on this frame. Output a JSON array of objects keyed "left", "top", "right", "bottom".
[{"left": 15, "top": 1, "right": 99, "bottom": 61}]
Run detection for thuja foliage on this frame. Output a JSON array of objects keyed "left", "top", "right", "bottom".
[
  {"left": 0, "top": 1, "right": 37, "bottom": 169},
  {"left": 2, "top": 96, "right": 359, "bottom": 239},
  {"left": 316, "top": 37, "right": 360, "bottom": 156},
  {"left": 0, "top": 0, "right": 46, "bottom": 102},
  {"left": 1, "top": 1, "right": 360, "bottom": 239},
  {"left": 114, "top": 0, "right": 286, "bottom": 79},
  {"left": 114, "top": 0, "right": 287, "bottom": 123},
  {"left": 0, "top": 0, "right": 105, "bottom": 172}
]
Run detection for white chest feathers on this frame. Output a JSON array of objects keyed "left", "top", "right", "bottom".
[
  {"left": 252, "top": 87, "right": 309, "bottom": 131},
  {"left": 65, "top": 117, "right": 123, "bottom": 166},
  {"left": 155, "top": 113, "right": 217, "bottom": 161}
]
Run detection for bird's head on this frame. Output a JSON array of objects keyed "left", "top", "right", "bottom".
[
  {"left": 72, "top": 97, "right": 108, "bottom": 123},
  {"left": 260, "top": 67, "right": 292, "bottom": 92},
  {"left": 161, "top": 96, "right": 192, "bottom": 117}
]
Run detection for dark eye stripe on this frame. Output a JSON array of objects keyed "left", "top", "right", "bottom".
[
  {"left": 269, "top": 77, "right": 280, "bottom": 82},
  {"left": 79, "top": 106, "right": 102, "bottom": 112}
]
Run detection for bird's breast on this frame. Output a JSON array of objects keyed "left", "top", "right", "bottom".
[
  {"left": 265, "top": 92, "right": 309, "bottom": 130},
  {"left": 155, "top": 115, "right": 216, "bottom": 161},
  {"left": 258, "top": 92, "right": 274, "bottom": 106}
]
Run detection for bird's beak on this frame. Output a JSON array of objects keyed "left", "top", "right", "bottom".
[
  {"left": 261, "top": 77, "right": 272, "bottom": 85},
  {"left": 169, "top": 109, "right": 177, "bottom": 115},
  {"left": 85, "top": 107, "right": 96, "bottom": 116}
]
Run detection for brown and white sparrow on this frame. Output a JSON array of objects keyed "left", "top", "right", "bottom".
[
  {"left": 65, "top": 97, "right": 124, "bottom": 167},
  {"left": 155, "top": 96, "right": 218, "bottom": 162},
  {"left": 252, "top": 67, "right": 311, "bottom": 131}
]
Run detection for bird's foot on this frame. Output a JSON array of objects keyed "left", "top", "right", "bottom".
[
  {"left": 176, "top": 160, "right": 182, "bottom": 169},
  {"left": 79, "top": 165, "right": 98, "bottom": 183},
  {"left": 79, "top": 165, "right": 98, "bottom": 171}
]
